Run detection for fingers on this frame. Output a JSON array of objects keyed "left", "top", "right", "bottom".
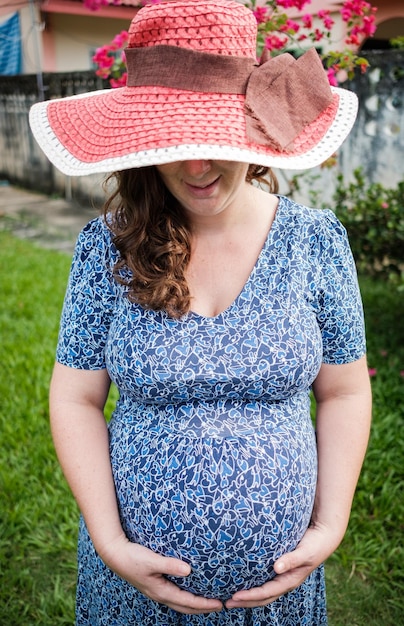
[
  {"left": 225, "top": 575, "right": 293, "bottom": 609},
  {"left": 146, "top": 575, "right": 223, "bottom": 614},
  {"left": 273, "top": 548, "right": 304, "bottom": 575},
  {"left": 129, "top": 548, "right": 223, "bottom": 614},
  {"left": 101, "top": 541, "right": 223, "bottom": 614},
  {"left": 156, "top": 554, "right": 192, "bottom": 578},
  {"left": 225, "top": 569, "right": 312, "bottom": 609},
  {"left": 225, "top": 545, "right": 316, "bottom": 609}
]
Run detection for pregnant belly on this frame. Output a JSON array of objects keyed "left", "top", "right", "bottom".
[{"left": 109, "top": 404, "right": 317, "bottom": 601}]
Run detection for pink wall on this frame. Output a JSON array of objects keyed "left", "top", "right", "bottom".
[
  {"left": 41, "top": 0, "right": 135, "bottom": 20},
  {"left": 42, "top": 17, "right": 57, "bottom": 72},
  {"left": 0, "top": 0, "right": 27, "bottom": 18}
]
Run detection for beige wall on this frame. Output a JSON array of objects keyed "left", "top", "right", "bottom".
[
  {"left": 48, "top": 13, "right": 131, "bottom": 72},
  {"left": 18, "top": 4, "right": 132, "bottom": 74}
]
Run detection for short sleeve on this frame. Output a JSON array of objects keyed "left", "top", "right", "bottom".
[
  {"left": 312, "top": 210, "right": 366, "bottom": 365},
  {"left": 56, "top": 217, "right": 118, "bottom": 369}
]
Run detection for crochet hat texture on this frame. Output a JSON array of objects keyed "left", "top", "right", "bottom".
[{"left": 29, "top": 0, "right": 358, "bottom": 176}]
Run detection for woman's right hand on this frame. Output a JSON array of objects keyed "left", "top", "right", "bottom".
[{"left": 99, "top": 533, "right": 224, "bottom": 615}]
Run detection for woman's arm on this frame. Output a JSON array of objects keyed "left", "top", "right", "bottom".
[
  {"left": 310, "top": 354, "right": 372, "bottom": 544},
  {"left": 226, "top": 355, "right": 372, "bottom": 609},
  {"left": 50, "top": 362, "right": 223, "bottom": 614}
]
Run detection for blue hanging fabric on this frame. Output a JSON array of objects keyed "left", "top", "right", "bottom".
[{"left": 0, "top": 12, "right": 22, "bottom": 75}]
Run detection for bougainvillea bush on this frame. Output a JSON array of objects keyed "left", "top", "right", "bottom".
[
  {"left": 92, "top": 29, "right": 129, "bottom": 88},
  {"left": 332, "top": 170, "right": 404, "bottom": 286},
  {"left": 87, "top": 0, "right": 376, "bottom": 87},
  {"left": 247, "top": 0, "right": 376, "bottom": 84}
]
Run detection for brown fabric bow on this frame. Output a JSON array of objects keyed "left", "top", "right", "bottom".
[
  {"left": 125, "top": 45, "right": 333, "bottom": 152},
  {"left": 244, "top": 48, "right": 333, "bottom": 150}
]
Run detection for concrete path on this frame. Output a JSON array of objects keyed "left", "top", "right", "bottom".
[{"left": 0, "top": 182, "right": 101, "bottom": 254}]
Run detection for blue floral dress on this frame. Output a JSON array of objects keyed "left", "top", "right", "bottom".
[{"left": 56, "top": 196, "right": 366, "bottom": 625}]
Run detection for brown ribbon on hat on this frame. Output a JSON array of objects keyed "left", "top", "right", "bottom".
[{"left": 125, "top": 45, "right": 333, "bottom": 152}]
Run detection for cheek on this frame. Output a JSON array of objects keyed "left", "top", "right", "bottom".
[
  {"left": 154, "top": 167, "right": 180, "bottom": 197},
  {"left": 155, "top": 162, "right": 182, "bottom": 178},
  {"left": 220, "top": 162, "right": 249, "bottom": 180}
]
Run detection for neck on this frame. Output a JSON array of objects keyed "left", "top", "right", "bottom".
[{"left": 187, "top": 181, "right": 259, "bottom": 236}]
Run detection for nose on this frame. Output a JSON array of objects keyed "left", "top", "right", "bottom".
[{"left": 183, "top": 160, "right": 212, "bottom": 179}]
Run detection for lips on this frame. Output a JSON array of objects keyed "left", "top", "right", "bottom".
[{"left": 185, "top": 176, "right": 220, "bottom": 196}]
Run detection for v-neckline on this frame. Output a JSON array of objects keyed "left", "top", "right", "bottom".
[{"left": 187, "top": 196, "right": 284, "bottom": 321}]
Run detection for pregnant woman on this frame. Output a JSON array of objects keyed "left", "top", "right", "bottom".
[{"left": 29, "top": 1, "right": 372, "bottom": 624}]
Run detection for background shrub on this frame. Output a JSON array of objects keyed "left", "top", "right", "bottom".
[
  {"left": 332, "top": 169, "right": 404, "bottom": 285},
  {"left": 291, "top": 168, "right": 404, "bottom": 286}
]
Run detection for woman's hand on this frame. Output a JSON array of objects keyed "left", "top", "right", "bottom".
[
  {"left": 225, "top": 521, "right": 341, "bottom": 609},
  {"left": 100, "top": 533, "right": 224, "bottom": 615}
]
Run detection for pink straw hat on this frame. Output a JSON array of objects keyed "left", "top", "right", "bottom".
[{"left": 29, "top": 0, "right": 358, "bottom": 176}]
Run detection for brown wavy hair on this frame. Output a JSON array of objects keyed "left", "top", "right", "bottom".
[{"left": 103, "top": 164, "right": 278, "bottom": 317}]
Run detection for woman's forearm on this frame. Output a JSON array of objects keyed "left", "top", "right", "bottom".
[
  {"left": 49, "top": 364, "right": 125, "bottom": 555},
  {"left": 51, "top": 403, "right": 125, "bottom": 550},
  {"left": 312, "top": 357, "right": 372, "bottom": 543}
]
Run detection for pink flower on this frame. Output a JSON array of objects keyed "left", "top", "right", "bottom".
[
  {"left": 83, "top": 0, "right": 108, "bottom": 11},
  {"left": 368, "top": 368, "right": 377, "bottom": 377},
  {"left": 92, "top": 48, "right": 114, "bottom": 70},
  {"left": 346, "top": 35, "right": 360, "bottom": 46},
  {"left": 280, "top": 19, "right": 300, "bottom": 34},
  {"left": 111, "top": 30, "right": 129, "bottom": 50},
  {"left": 341, "top": 8, "right": 352, "bottom": 22},
  {"left": 313, "top": 28, "right": 324, "bottom": 42},
  {"left": 276, "top": 0, "right": 311, "bottom": 10},
  {"left": 327, "top": 67, "right": 338, "bottom": 86},
  {"left": 302, "top": 14, "right": 312, "bottom": 29},
  {"left": 318, "top": 10, "right": 334, "bottom": 31},
  {"left": 265, "top": 34, "right": 289, "bottom": 51},
  {"left": 323, "top": 16, "right": 335, "bottom": 30},
  {"left": 362, "top": 14, "right": 377, "bottom": 37},
  {"left": 253, "top": 7, "right": 268, "bottom": 24},
  {"left": 110, "top": 72, "right": 128, "bottom": 88},
  {"left": 340, "top": 0, "right": 377, "bottom": 43},
  {"left": 381, "top": 202, "right": 389, "bottom": 209}
]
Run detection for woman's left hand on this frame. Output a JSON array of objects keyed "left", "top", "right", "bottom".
[{"left": 225, "top": 522, "right": 341, "bottom": 609}]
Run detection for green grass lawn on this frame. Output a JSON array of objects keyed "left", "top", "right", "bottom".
[{"left": 0, "top": 231, "right": 403, "bottom": 625}]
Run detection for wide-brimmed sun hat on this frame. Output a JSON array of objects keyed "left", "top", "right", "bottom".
[{"left": 29, "top": 0, "right": 358, "bottom": 176}]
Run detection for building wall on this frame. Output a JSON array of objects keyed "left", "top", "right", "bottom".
[
  {"left": 7, "top": 1, "right": 404, "bottom": 76},
  {"left": 375, "top": 0, "right": 404, "bottom": 24},
  {"left": 16, "top": 2, "right": 135, "bottom": 75},
  {"left": 46, "top": 13, "right": 131, "bottom": 72},
  {"left": 374, "top": 18, "right": 404, "bottom": 41}
]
